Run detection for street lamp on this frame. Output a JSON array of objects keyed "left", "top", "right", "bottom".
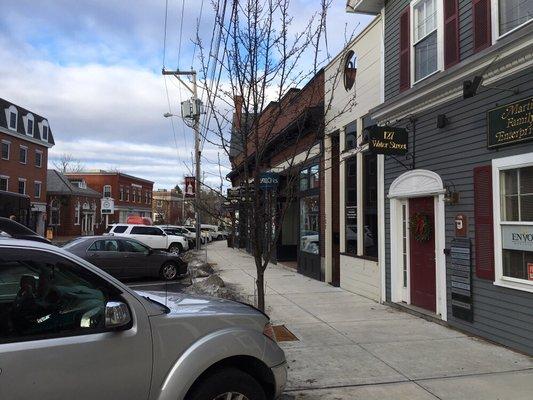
[{"left": 163, "top": 112, "right": 175, "bottom": 118}]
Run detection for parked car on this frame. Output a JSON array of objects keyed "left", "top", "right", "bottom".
[
  {"left": 0, "top": 238, "right": 287, "bottom": 399},
  {"left": 157, "top": 225, "right": 196, "bottom": 248},
  {"left": 106, "top": 224, "right": 189, "bottom": 254},
  {"left": 0, "top": 217, "right": 51, "bottom": 244},
  {"left": 63, "top": 236, "right": 187, "bottom": 281},
  {"left": 201, "top": 224, "right": 228, "bottom": 240},
  {"left": 185, "top": 226, "right": 208, "bottom": 244},
  {"left": 200, "top": 227, "right": 213, "bottom": 242}
]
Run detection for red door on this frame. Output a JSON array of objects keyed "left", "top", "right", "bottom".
[{"left": 409, "top": 197, "right": 436, "bottom": 312}]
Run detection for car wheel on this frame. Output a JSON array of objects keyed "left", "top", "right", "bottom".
[
  {"left": 168, "top": 243, "right": 182, "bottom": 255},
  {"left": 160, "top": 262, "right": 178, "bottom": 281},
  {"left": 187, "top": 368, "right": 266, "bottom": 400}
]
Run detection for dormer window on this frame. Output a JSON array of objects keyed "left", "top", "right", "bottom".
[
  {"left": 27, "top": 116, "right": 34, "bottom": 136},
  {"left": 41, "top": 120, "right": 49, "bottom": 141},
  {"left": 7, "top": 106, "right": 17, "bottom": 130}
]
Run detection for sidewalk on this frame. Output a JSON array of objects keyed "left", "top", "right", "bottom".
[{"left": 207, "top": 241, "right": 533, "bottom": 400}]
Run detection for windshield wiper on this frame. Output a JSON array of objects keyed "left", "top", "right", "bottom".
[{"left": 142, "top": 296, "right": 170, "bottom": 314}]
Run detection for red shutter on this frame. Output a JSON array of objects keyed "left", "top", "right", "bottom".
[
  {"left": 444, "top": 0, "right": 460, "bottom": 68},
  {"left": 473, "top": 165, "right": 494, "bottom": 280},
  {"left": 399, "top": 6, "right": 410, "bottom": 92},
  {"left": 472, "top": 0, "right": 491, "bottom": 53}
]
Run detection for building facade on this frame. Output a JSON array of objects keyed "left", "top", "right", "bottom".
[
  {"left": 65, "top": 171, "right": 153, "bottom": 227},
  {"left": 0, "top": 98, "right": 54, "bottom": 235},
  {"left": 152, "top": 189, "right": 185, "bottom": 225},
  {"left": 324, "top": 16, "right": 384, "bottom": 300},
  {"left": 349, "top": 0, "right": 533, "bottom": 354},
  {"left": 47, "top": 170, "right": 102, "bottom": 237}
]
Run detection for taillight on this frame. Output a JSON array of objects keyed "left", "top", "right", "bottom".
[{"left": 263, "top": 323, "right": 276, "bottom": 342}]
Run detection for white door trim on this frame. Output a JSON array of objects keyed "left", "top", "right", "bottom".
[{"left": 389, "top": 169, "right": 447, "bottom": 321}]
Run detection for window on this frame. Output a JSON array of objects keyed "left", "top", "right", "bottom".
[
  {"left": 103, "top": 185, "right": 112, "bottom": 198},
  {"left": 88, "top": 240, "right": 120, "bottom": 252},
  {"left": 299, "top": 164, "right": 320, "bottom": 191},
  {"left": 499, "top": 0, "right": 533, "bottom": 35},
  {"left": 363, "top": 153, "right": 378, "bottom": 257},
  {"left": 34, "top": 181, "right": 42, "bottom": 199},
  {"left": 125, "top": 188, "right": 130, "bottom": 201},
  {"left": 122, "top": 240, "right": 149, "bottom": 253},
  {"left": 8, "top": 106, "right": 17, "bottom": 130},
  {"left": 18, "top": 179, "right": 26, "bottom": 195},
  {"left": 0, "top": 249, "right": 118, "bottom": 342},
  {"left": 112, "top": 225, "right": 128, "bottom": 234},
  {"left": 35, "top": 150, "right": 43, "bottom": 168},
  {"left": 74, "top": 203, "right": 81, "bottom": 225},
  {"left": 50, "top": 199, "right": 60, "bottom": 225},
  {"left": 0, "top": 176, "right": 8, "bottom": 191},
  {"left": 27, "top": 118, "right": 34, "bottom": 136},
  {"left": 300, "top": 195, "right": 320, "bottom": 254},
  {"left": 145, "top": 191, "right": 149, "bottom": 204},
  {"left": 132, "top": 188, "right": 136, "bottom": 203},
  {"left": 494, "top": 155, "right": 533, "bottom": 292},
  {"left": 345, "top": 157, "right": 357, "bottom": 254},
  {"left": 345, "top": 121, "right": 357, "bottom": 151},
  {"left": 1, "top": 140, "right": 10, "bottom": 160},
  {"left": 19, "top": 146, "right": 27, "bottom": 164},
  {"left": 119, "top": 186, "right": 124, "bottom": 201},
  {"left": 131, "top": 226, "right": 164, "bottom": 235},
  {"left": 42, "top": 122, "right": 49, "bottom": 141},
  {"left": 413, "top": 0, "right": 438, "bottom": 81}
]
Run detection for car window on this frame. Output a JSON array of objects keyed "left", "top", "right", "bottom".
[
  {"left": 121, "top": 240, "right": 149, "bottom": 253},
  {"left": 130, "top": 226, "right": 162, "bottom": 235},
  {"left": 88, "top": 240, "right": 119, "bottom": 252},
  {"left": 112, "top": 225, "right": 128, "bottom": 234},
  {"left": 0, "top": 248, "right": 121, "bottom": 343}
]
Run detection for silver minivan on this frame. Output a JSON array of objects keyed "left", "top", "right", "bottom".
[{"left": 0, "top": 238, "right": 287, "bottom": 400}]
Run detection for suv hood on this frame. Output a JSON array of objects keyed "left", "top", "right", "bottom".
[{"left": 135, "top": 290, "right": 264, "bottom": 318}]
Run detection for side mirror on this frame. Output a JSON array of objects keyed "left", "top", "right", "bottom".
[{"left": 105, "top": 301, "right": 131, "bottom": 329}]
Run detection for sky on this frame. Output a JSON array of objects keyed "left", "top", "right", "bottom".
[{"left": 0, "top": 0, "right": 373, "bottom": 190}]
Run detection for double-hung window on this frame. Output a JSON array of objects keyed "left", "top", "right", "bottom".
[
  {"left": 35, "top": 150, "right": 43, "bottom": 167},
  {"left": 1, "top": 140, "right": 10, "bottom": 160},
  {"left": 34, "top": 181, "right": 42, "bottom": 199},
  {"left": 19, "top": 146, "right": 27, "bottom": 164},
  {"left": 103, "top": 185, "right": 112, "bottom": 198},
  {"left": 494, "top": 155, "right": 533, "bottom": 292},
  {"left": 413, "top": 0, "right": 438, "bottom": 82},
  {"left": 498, "top": 0, "right": 533, "bottom": 36}
]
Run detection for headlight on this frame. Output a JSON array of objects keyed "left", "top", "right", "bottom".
[{"left": 263, "top": 322, "right": 276, "bottom": 342}]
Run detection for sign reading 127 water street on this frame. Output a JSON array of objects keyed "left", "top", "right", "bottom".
[
  {"left": 366, "top": 126, "right": 408, "bottom": 155},
  {"left": 488, "top": 96, "right": 533, "bottom": 148}
]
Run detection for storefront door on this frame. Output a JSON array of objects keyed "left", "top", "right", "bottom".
[{"left": 409, "top": 196, "right": 436, "bottom": 312}]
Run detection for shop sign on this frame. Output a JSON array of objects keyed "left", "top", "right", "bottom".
[
  {"left": 487, "top": 96, "right": 533, "bottom": 148},
  {"left": 101, "top": 198, "right": 114, "bottom": 215},
  {"left": 450, "top": 238, "right": 473, "bottom": 322},
  {"left": 365, "top": 126, "right": 408, "bottom": 155},
  {"left": 529, "top": 263, "right": 533, "bottom": 281},
  {"left": 346, "top": 206, "right": 357, "bottom": 220},
  {"left": 259, "top": 172, "right": 279, "bottom": 189},
  {"left": 501, "top": 225, "right": 533, "bottom": 252},
  {"left": 184, "top": 177, "right": 196, "bottom": 198}
]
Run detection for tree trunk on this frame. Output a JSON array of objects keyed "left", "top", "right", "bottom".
[{"left": 256, "top": 269, "right": 265, "bottom": 311}]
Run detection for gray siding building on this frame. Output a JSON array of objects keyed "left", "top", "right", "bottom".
[{"left": 349, "top": 0, "right": 533, "bottom": 354}]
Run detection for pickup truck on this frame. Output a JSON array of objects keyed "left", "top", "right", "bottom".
[
  {"left": 0, "top": 238, "right": 287, "bottom": 400},
  {"left": 107, "top": 224, "right": 189, "bottom": 254}
]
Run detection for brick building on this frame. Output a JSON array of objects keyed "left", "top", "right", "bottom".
[
  {"left": 0, "top": 98, "right": 54, "bottom": 235},
  {"left": 65, "top": 171, "right": 153, "bottom": 228},
  {"left": 47, "top": 170, "right": 102, "bottom": 237},
  {"left": 228, "top": 71, "right": 325, "bottom": 280},
  {"left": 152, "top": 189, "right": 186, "bottom": 225}
]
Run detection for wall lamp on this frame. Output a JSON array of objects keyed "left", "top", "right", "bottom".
[{"left": 444, "top": 181, "right": 459, "bottom": 205}]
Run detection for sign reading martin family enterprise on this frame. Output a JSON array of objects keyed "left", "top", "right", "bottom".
[
  {"left": 501, "top": 225, "right": 533, "bottom": 252},
  {"left": 488, "top": 96, "right": 533, "bottom": 148},
  {"left": 366, "top": 126, "right": 408, "bottom": 155}
]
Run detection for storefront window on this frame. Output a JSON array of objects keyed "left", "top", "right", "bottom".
[
  {"left": 363, "top": 153, "right": 378, "bottom": 258},
  {"left": 345, "top": 121, "right": 357, "bottom": 150},
  {"left": 345, "top": 156, "right": 357, "bottom": 254},
  {"left": 300, "top": 195, "right": 319, "bottom": 254},
  {"left": 309, "top": 165, "right": 319, "bottom": 189},
  {"left": 300, "top": 169, "right": 309, "bottom": 191},
  {"left": 500, "top": 166, "right": 533, "bottom": 282}
]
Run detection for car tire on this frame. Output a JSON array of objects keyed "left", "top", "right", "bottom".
[
  {"left": 160, "top": 262, "right": 178, "bottom": 281},
  {"left": 168, "top": 243, "right": 182, "bottom": 255},
  {"left": 187, "top": 368, "right": 266, "bottom": 400}
]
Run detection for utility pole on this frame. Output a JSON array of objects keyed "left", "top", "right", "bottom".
[{"left": 162, "top": 68, "right": 202, "bottom": 251}]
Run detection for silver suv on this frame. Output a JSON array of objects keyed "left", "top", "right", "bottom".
[{"left": 0, "top": 239, "right": 287, "bottom": 400}]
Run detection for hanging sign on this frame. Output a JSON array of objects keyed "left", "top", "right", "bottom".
[
  {"left": 450, "top": 237, "right": 473, "bottom": 322},
  {"left": 487, "top": 96, "right": 533, "bottom": 148},
  {"left": 259, "top": 172, "right": 279, "bottom": 190},
  {"left": 365, "top": 125, "right": 408, "bottom": 155},
  {"left": 528, "top": 263, "right": 533, "bottom": 281},
  {"left": 184, "top": 177, "right": 196, "bottom": 198}
]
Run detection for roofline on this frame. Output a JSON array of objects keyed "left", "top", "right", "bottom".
[
  {"left": 0, "top": 126, "right": 54, "bottom": 148},
  {"left": 65, "top": 171, "right": 154, "bottom": 185}
]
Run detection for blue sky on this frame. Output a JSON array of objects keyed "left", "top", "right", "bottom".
[{"left": 0, "top": 0, "right": 373, "bottom": 189}]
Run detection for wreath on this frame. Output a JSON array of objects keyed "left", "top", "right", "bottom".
[{"left": 409, "top": 213, "right": 432, "bottom": 242}]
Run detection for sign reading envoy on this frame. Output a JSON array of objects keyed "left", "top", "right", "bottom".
[
  {"left": 488, "top": 96, "right": 533, "bottom": 148},
  {"left": 366, "top": 126, "right": 408, "bottom": 155},
  {"left": 502, "top": 225, "right": 533, "bottom": 252}
]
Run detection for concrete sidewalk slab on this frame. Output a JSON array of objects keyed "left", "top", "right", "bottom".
[
  {"left": 284, "top": 291, "right": 374, "bottom": 306},
  {"left": 282, "top": 382, "right": 439, "bottom": 400},
  {"left": 416, "top": 369, "right": 533, "bottom": 400},
  {"left": 284, "top": 344, "right": 407, "bottom": 390},
  {"left": 278, "top": 322, "right": 353, "bottom": 349},
  {"left": 300, "top": 301, "right": 414, "bottom": 323},
  {"left": 361, "top": 337, "right": 533, "bottom": 380}
]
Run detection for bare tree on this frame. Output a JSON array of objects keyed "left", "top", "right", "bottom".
[
  {"left": 53, "top": 153, "right": 85, "bottom": 173},
  {"left": 189, "top": 0, "right": 358, "bottom": 311}
]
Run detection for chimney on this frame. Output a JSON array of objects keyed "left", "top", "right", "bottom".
[{"left": 234, "top": 95, "right": 243, "bottom": 131}]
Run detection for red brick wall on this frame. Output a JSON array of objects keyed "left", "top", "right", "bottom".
[
  {"left": 47, "top": 194, "right": 102, "bottom": 237},
  {"left": 0, "top": 132, "right": 48, "bottom": 203}
]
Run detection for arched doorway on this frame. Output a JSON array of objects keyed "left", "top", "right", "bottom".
[{"left": 388, "top": 169, "right": 447, "bottom": 320}]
